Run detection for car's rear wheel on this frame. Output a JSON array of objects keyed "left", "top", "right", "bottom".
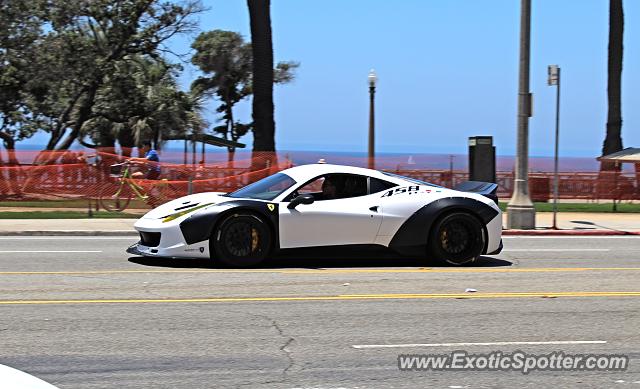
[
  {"left": 428, "top": 212, "right": 485, "bottom": 265},
  {"left": 211, "top": 213, "right": 272, "bottom": 267}
]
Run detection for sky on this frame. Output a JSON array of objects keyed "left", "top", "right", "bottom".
[{"left": 25, "top": 0, "right": 640, "bottom": 158}]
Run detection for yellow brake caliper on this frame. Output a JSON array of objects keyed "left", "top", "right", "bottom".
[
  {"left": 251, "top": 228, "right": 259, "bottom": 252},
  {"left": 441, "top": 230, "right": 448, "bottom": 249}
]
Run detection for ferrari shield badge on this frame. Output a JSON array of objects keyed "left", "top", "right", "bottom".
[{"left": 267, "top": 203, "right": 275, "bottom": 212}]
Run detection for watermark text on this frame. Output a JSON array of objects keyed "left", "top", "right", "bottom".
[{"left": 398, "top": 350, "right": 629, "bottom": 374}]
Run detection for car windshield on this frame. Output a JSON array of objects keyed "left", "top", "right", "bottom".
[
  {"left": 226, "top": 173, "right": 296, "bottom": 200},
  {"left": 382, "top": 172, "right": 442, "bottom": 187}
]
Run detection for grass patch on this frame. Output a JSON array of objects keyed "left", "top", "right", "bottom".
[
  {"left": 0, "top": 211, "right": 139, "bottom": 219},
  {"left": 499, "top": 202, "right": 640, "bottom": 213},
  {"left": 0, "top": 199, "right": 149, "bottom": 209}
]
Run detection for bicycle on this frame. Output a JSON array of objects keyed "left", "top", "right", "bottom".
[{"left": 99, "top": 161, "right": 169, "bottom": 212}]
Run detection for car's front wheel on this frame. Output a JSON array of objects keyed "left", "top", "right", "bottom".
[
  {"left": 211, "top": 213, "right": 272, "bottom": 267},
  {"left": 428, "top": 212, "right": 485, "bottom": 265}
]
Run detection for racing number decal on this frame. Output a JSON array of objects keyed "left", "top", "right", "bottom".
[{"left": 381, "top": 185, "right": 421, "bottom": 198}]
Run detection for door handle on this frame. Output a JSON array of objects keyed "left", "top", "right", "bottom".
[{"left": 369, "top": 206, "right": 379, "bottom": 212}]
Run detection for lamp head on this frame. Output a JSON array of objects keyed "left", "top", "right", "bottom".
[{"left": 368, "top": 69, "right": 377, "bottom": 86}]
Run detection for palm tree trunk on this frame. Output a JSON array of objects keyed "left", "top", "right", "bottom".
[
  {"left": 247, "top": 0, "right": 276, "bottom": 155},
  {"left": 227, "top": 148, "right": 236, "bottom": 169},
  {"left": 226, "top": 109, "right": 235, "bottom": 169},
  {"left": 0, "top": 135, "right": 23, "bottom": 196},
  {"left": 601, "top": 0, "right": 624, "bottom": 171},
  {"left": 117, "top": 127, "right": 135, "bottom": 157},
  {"left": 0, "top": 133, "right": 19, "bottom": 166}
]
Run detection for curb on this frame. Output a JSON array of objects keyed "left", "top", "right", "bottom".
[
  {"left": 0, "top": 231, "right": 138, "bottom": 236},
  {"left": 503, "top": 229, "right": 640, "bottom": 236}
]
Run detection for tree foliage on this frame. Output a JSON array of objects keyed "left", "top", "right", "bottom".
[
  {"left": 0, "top": 0, "right": 46, "bottom": 155},
  {"left": 0, "top": 0, "right": 203, "bottom": 156},
  {"left": 1, "top": 0, "right": 299, "bottom": 161},
  {"left": 86, "top": 56, "right": 205, "bottom": 153}
]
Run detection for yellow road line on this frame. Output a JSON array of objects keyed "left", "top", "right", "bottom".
[
  {"left": 2, "top": 291, "right": 640, "bottom": 305},
  {"left": 1, "top": 267, "right": 640, "bottom": 276},
  {"left": 0, "top": 269, "right": 285, "bottom": 275},
  {"left": 280, "top": 267, "right": 640, "bottom": 274}
]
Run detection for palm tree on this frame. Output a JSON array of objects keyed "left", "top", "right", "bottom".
[
  {"left": 191, "top": 29, "right": 298, "bottom": 165},
  {"left": 601, "top": 0, "right": 624, "bottom": 171},
  {"left": 191, "top": 30, "right": 253, "bottom": 163},
  {"left": 247, "top": 0, "right": 276, "bottom": 166},
  {"left": 82, "top": 56, "right": 206, "bottom": 156}
]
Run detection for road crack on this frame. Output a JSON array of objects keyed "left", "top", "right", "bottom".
[
  {"left": 279, "top": 333, "right": 296, "bottom": 376},
  {"left": 252, "top": 313, "right": 297, "bottom": 379},
  {"left": 232, "top": 313, "right": 297, "bottom": 389}
]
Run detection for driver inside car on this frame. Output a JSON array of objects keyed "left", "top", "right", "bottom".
[{"left": 321, "top": 176, "right": 346, "bottom": 200}]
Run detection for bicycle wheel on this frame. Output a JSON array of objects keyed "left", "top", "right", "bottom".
[{"left": 99, "top": 184, "right": 133, "bottom": 212}]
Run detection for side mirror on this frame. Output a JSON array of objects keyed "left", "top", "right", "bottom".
[{"left": 287, "top": 194, "right": 315, "bottom": 209}]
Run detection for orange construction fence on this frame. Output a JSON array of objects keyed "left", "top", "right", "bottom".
[
  {"left": 1, "top": 149, "right": 639, "bottom": 205},
  {"left": 0, "top": 150, "right": 291, "bottom": 204}
]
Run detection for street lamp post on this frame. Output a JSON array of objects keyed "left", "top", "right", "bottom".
[
  {"left": 548, "top": 65, "right": 561, "bottom": 229},
  {"left": 506, "top": 0, "right": 536, "bottom": 229},
  {"left": 368, "top": 69, "right": 377, "bottom": 170}
]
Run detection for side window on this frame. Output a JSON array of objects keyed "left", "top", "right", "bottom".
[
  {"left": 297, "top": 176, "right": 325, "bottom": 195},
  {"left": 293, "top": 174, "right": 369, "bottom": 201},
  {"left": 369, "top": 177, "right": 398, "bottom": 194},
  {"left": 342, "top": 175, "right": 367, "bottom": 198}
]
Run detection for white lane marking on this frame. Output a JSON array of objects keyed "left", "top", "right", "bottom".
[
  {"left": 0, "top": 250, "right": 102, "bottom": 253},
  {"left": 503, "top": 249, "right": 610, "bottom": 252},
  {"left": 0, "top": 237, "right": 134, "bottom": 240},
  {"left": 503, "top": 236, "right": 640, "bottom": 239},
  {"left": 352, "top": 340, "right": 607, "bottom": 349},
  {"left": 0, "top": 232, "right": 640, "bottom": 240}
]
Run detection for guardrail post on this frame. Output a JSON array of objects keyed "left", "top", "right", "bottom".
[{"left": 188, "top": 176, "right": 193, "bottom": 195}]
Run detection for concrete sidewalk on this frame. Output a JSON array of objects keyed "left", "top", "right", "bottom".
[
  {"left": 503, "top": 212, "right": 640, "bottom": 235},
  {"left": 0, "top": 219, "right": 137, "bottom": 236},
  {"left": 0, "top": 212, "right": 637, "bottom": 236}
]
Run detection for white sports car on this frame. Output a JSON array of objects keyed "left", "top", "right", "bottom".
[{"left": 127, "top": 163, "right": 502, "bottom": 266}]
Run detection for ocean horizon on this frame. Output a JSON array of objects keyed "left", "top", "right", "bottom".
[{"left": 0, "top": 144, "right": 619, "bottom": 173}]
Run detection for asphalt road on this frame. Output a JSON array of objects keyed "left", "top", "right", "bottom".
[{"left": 1, "top": 236, "right": 639, "bottom": 388}]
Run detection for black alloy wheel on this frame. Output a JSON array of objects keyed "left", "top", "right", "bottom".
[
  {"left": 211, "top": 213, "right": 272, "bottom": 267},
  {"left": 428, "top": 212, "right": 485, "bottom": 265}
]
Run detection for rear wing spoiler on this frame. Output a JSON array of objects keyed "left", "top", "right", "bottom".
[{"left": 454, "top": 181, "right": 498, "bottom": 205}]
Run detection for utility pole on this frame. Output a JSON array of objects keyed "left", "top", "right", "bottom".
[
  {"left": 507, "top": 0, "right": 536, "bottom": 229},
  {"left": 548, "top": 65, "right": 561, "bottom": 229},
  {"left": 368, "top": 69, "right": 377, "bottom": 170}
]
